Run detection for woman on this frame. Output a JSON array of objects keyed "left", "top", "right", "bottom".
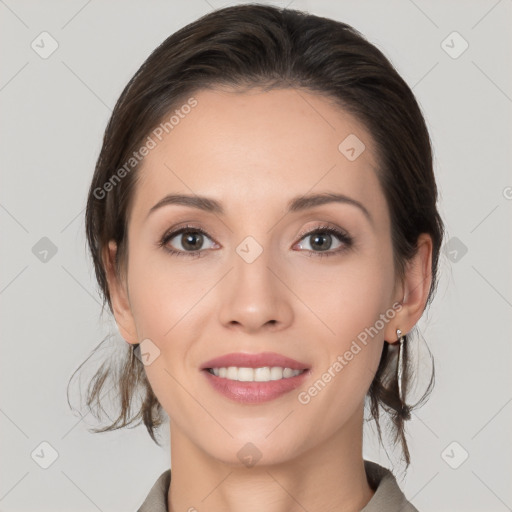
[{"left": 72, "top": 4, "right": 444, "bottom": 511}]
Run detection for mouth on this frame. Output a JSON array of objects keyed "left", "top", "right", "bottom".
[{"left": 200, "top": 352, "right": 311, "bottom": 403}]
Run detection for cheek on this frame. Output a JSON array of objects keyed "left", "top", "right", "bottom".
[
  {"left": 292, "top": 266, "right": 390, "bottom": 442},
  {"left": 124, "top": 253, "right": 208, "bottom": 420},
  {"left": 289, "top": 252, "right": 393, "bottom": 413},
  {"left": 291, "top": 248, "right": 395, "bottom": 344},
  {"left": 124, "top": 247, "right": 218, "bottom": 402},
  {"left": 125, "top": 243, "right": 209, "bottom": 338}
]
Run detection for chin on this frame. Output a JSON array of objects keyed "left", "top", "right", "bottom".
[{"left": 199, "top": 433, "right": 306, "bottom": 470}]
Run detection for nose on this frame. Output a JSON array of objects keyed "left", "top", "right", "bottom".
[{"left": 217, "top": 247, "right": 294, "bottom": 333}]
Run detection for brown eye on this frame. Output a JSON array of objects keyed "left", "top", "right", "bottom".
[
  {"left": 160, "top": 226, "right": 218, "bottom": 256},
  {"left": 294, "top": 226, "right": 353, "bottom": 257},
  {"left": 179, "top": 231, "right": 205, "bottom": 251},
  {"left": 308, "top": 232, "right": 334, "bottom": 251}
]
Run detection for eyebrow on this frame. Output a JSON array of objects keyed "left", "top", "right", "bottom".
[{"left": 146, "top": 192, "right": 373, "bottom": 225}]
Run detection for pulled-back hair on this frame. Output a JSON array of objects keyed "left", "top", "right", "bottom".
[{"left": 68, "top": 3, "right": 444, "bottom": 467}]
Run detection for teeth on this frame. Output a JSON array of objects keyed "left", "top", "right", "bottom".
[
  {"left": 282, "top": 368, "right": 294, "bottom": 378},
  {"left": 255, "top": 367, "right": 271, "bottom": 381},
  {"left": 226, "top": 367, "right": 238, "bottom": 380},
  {"left": 209, "top": 366, "right": 304, "bottom": 381}
]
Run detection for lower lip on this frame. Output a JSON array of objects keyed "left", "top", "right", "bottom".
[{"left": 202, "top": 369, "right": 310, "bottom": 404}]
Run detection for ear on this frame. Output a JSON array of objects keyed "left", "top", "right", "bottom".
[
  {"left": 103, "top": 240, "right": 138, "bottom": 344},
  {"left": 384, "top": 233, "right": 433, "bottom": 343}
]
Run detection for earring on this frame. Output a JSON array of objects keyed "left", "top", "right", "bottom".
[{"left": 396, "top": 328, "right": 405, "bottom": 403}]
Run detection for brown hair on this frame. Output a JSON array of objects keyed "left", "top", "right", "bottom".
[{"left": 67, "top": 3, "right": 444, "bottom": 467}]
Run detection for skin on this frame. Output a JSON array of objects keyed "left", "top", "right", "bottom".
[{"left": 104, "top": 87, "right": 432, "bottom": 512}]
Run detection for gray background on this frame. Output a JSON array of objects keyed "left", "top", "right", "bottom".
[{"left": 1, "top": 0, "right": 511, "bottom": 511}]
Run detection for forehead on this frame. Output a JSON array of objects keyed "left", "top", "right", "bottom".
[{"left": 130, "top": 87, "right": 388, "bottom": 227}]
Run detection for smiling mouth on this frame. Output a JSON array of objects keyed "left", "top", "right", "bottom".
[{"left": 205, "top": 366, "right": 307, "bottom": 382}]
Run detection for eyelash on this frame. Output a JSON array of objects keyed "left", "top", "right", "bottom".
[
  {"left": 158, "top": 225, "right": 213, "bottom": 259},
  {"left": 296, "top": 224, "right": 353, "bottom": 258},
  {"left": 158, "top": 223, "right": 353, "bottom": 259}
]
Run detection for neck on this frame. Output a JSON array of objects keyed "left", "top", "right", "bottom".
[{"left": 167, "top": 409, "right": 375, "bottom": 512}]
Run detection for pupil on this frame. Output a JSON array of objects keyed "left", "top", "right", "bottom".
[
  {"left": 311, "top": 233, "right": 331, "bottom": 251},
  {"left": 182, "top": 232, "right": 203, "bottom": 251}
]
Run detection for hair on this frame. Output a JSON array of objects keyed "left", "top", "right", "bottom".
[{"left": 67, "top": 3, "right": 444, "bottom": 467}]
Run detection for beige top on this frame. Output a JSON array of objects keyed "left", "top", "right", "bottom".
[{"left": 137, "top": 459, "right": 419, "bottom": 511}]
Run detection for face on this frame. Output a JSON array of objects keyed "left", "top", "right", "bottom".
[{"left": 111, "top": 87, "right": 405, "bottom": 467}]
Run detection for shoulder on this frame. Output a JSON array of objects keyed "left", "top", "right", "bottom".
[
  {"left": 137, "top": 469, "right": 171, "bottom": 512},
  {"left": 361, "top": 460, "right": 419, "bottom": 512}
]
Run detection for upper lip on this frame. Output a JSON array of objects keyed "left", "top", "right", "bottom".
[{"left": 201, "top": 351, "right": 310, "bottom": 370}]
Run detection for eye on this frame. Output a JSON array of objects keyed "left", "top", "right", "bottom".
[
  {"left": 159, "top": 225, "right": 218, "bottom": 257},
  {"left": 294, "top": 225, "right": 353, "bottom": 257},
  {"left": 158, "top": 223, "right": 353, "bottom": 259}
]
